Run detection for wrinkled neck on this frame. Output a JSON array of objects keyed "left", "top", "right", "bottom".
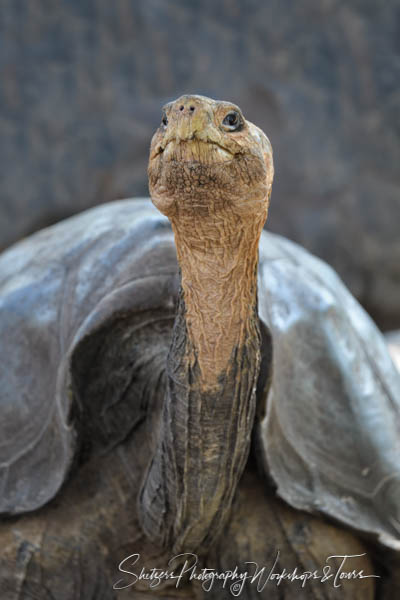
[
  {"left": 171, "top": 212, "right": 263, "bottom": 387},
  {"left": 138, "top": 207, "right": 265, "bottom": 554}
]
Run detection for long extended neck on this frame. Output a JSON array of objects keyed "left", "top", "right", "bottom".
[{"left": 138, "top": 213, "right": 263, "bottom": 554}]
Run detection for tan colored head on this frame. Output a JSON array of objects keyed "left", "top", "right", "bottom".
[{"left": 148, "top": 94, "right": 274, "bottom": 225}]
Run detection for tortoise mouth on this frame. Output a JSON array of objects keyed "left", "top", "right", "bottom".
[{"left": 151, "top": 139, "right": 235, "bottom": 164}]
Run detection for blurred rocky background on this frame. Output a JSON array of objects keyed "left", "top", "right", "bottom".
[{"left": 0, "top": 0, "right": 399, "bottom": 329}]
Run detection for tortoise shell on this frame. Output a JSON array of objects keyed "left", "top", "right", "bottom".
[{"left": 0, "top": 197, "right": 399, "bottom": 554}]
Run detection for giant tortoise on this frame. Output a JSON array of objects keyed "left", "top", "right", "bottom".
[{"left": 0, "top": 95, "right": 399, "bottom": 599}]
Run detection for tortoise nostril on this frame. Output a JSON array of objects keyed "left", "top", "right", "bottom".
[
  {"left": 179, "top": 105, "right": 184, "bottom": 111},
  {"left": 189, "top": 106, "right": 195, "bottom": 112}
]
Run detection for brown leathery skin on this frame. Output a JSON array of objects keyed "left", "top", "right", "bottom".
[
  {"left": 139, "top": 95, "right": 274, "bottom": 553},
  {"left": 148, "top": 94, "right": 273, "bottom": 385}
]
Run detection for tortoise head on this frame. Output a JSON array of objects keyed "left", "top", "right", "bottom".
[{"left": 148, "top": 94, "right": 274, "bottom": 222}]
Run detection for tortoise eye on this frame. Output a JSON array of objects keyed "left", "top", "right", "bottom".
[
  {"left": 162, "top": 112, "right": 168, "bottom": 127},
  {"left": 222, "top": 111, "right": 242, "bottom": 131}
]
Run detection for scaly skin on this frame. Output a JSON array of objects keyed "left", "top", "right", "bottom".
[{"left": 139, "top": 94, "right": 274, "bottom": 553}]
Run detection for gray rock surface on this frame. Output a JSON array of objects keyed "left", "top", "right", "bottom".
[{"left": 0, "top": 0, "right": 399, "bottom": 328}]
